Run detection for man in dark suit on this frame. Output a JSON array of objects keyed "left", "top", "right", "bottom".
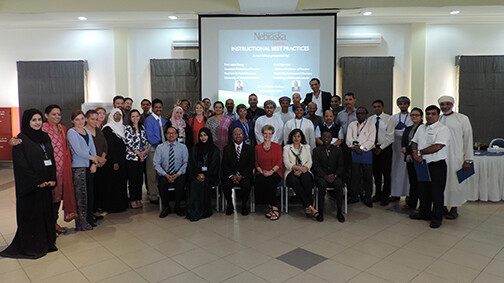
[
  {"left": 303, "top": 78, "right": 332, "bottom": 116},
  {"left": 312, "top": 131, "right": 345, "bottom": 222},
  {"left": 221, "top": 127, "right": 255, "bottom": 215}
]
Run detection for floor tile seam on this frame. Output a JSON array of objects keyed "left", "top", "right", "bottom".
[
  {"left": 220, "top": 253, "right": 272, "bottom": 271},
  {"left": 250, "top": 258, "right": 302, "bottom": 282},
  {"left": 59, "top": 248, "right": 117, "bottom": 269},
  {"left": 21, "top": 256, "right": 79, "bottom": 282},
  {"left": 170, "top": 253, "right": 222, "bottom": 271}
]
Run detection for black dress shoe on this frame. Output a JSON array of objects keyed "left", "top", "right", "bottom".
[
  {"left": 364, "top": 200, "right": 373, "bottom": 208},
  {"left": 430, "top": 221, "right": 441, "bottom": 229},
  {"left": 314, "top": 211, "right": 323, "bottom": 222},
  {"left": 225, "top": 205, "right": 234, "bottom": 215},
  {"left": 159, "top": 207, "right": 170, "bottom": 218},
  {"left": 174, "top": 206, "right": 185, "bottom": 217},
  {"left": 410, "top": 212, "right": 431, "bottom": 220},
  {"left": 241, "top": 205, "right": 249, "bottom": 216},
  {"left": 150, "top": 199, "right": 159, "bottom": 205},
  {"left": 372, "top": 195, "right": 380, "bottom": 203},
  {"left": 337, "top": 212, "right": 345, "bottom": 223}
]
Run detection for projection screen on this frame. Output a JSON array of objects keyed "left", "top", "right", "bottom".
[{"left": 199, "top": 14, "right": 337, "bottom": 106}]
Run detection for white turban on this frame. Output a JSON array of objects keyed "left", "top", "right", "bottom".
[{"left": 437, "top": 95, "right": 455, "bottom": 104}]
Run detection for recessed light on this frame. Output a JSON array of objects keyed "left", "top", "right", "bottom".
[
  {"left": 169, "top": 15, "right": 178, "bottom": 20},
  {"left": 450, "top": 10, "right": 460, "bottom": 15},
  {"left": 362, "top": 11, "right": 372, "bottom": 16},
  {"left": 78, "top": 16, "right": 87, "bottom": 21}
]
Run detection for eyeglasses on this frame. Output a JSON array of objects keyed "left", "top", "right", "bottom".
[
  {"left": 233, "top": 133, "right": 244, "bottom": 136},
  {"left": 410, "top": 114, "right": 422, "bottom": 117}
]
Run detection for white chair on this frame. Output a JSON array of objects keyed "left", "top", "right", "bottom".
[
  {"left": 159, "top": 184, "right": 221, "bottom": 212},
  {"left": 324, "top": 184, "right": 348, "bottom": 214},
  {"left": 282, "top": 186, "right": 318, "bottom": 213},
  {"left": 489, "top": 138, "right": 504, "bottom": 148}
]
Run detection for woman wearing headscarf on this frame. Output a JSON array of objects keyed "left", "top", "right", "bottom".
[
  {"left": 8, "top": 105, "right": 77, "bottom": 235},
  {"left": 102, "top": 108, "right": 129, "bottom": 213},
  {"left": 166, "top": 106, "right": 194, "bottom": 151},
  {"left": 186, "top": 128, "right": 220, "bottom": 221},
  {"left": 1, "top": 109, "right": 57, "bottom": 259}
]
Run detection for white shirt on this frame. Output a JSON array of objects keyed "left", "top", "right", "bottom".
[
  {"left": 275, "top": 111, "right": 295, "bottom": 125},
  {"left": 368, "top": 112, "right": 394, "bottom": 149},
  {"left": 311, "top": 92, "right": 323, "bottom": 116},
  {"left": 283, "top": 117, "right": 316, "bottom": 151},
  {"left": 234, "top": 142, "right": 243, "bottom": 155},
  {"left": 411, "top": 121, "right": 450, "bottom": 163},
  {"left": 255, "top": 115, "right": 284, "bottom": 144},
  {"left": 346, "top": 120, "right": 376, "bottom": 151}
]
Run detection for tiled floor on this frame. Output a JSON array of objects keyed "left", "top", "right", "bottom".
[{"left": 1, "top": 167, "right": 504, "bottom": 282}]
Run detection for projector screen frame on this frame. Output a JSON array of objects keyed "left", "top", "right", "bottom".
[{"left": 198, "top": 13, "right": 337, "bottom": 103}]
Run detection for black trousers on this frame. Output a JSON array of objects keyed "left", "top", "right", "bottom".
[
  {"left": 221, "top": 176, "right": 252, "bottom": 205},
  {"left": 254, "top": 173, "right": 281, "bottom": 207},
  {"left": 316, "top": 176, "right": 343, "bottom": 211},
  {"left": 406, "top": 162, "right": 419, "bottom": 209},
  {"left": 158, "top": 174, "right": 186, "bottom": 208},
  {"left": 87, "top": 169, "right": 94, "bottom": 225},
  {"left": 340, "top": 144, "right": 353, "bottom": 193},
  {"left": 351, "top": 162, "right": 373, "bottom": 201},
  {"left": 418, "top": 160, "right": 447, "bottom": 224},
  {"left": 372, "top": 145, "right": 392, "bottom": 201},
  {"left": 286, "top": 172, "right": 314, "bottom": 208},
  {"left": 126, "top": 160, "right": 145, "bottom": 201}
]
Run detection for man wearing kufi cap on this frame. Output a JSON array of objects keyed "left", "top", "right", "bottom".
[
  {"left": 438, "top": 95, "right": 474, "bottom": 220},
  {"left": 275, "top": 96, "right": 294, "bottom": 124},
  {"left": 390, "top": 96, "right": 414, "bottom": 205}
]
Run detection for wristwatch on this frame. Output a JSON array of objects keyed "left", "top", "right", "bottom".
[
  {"left": 464, "top": 160, "right": 473, "bottom": 164},
  {"left": 417, "top": 151, "right": 422, "bottom": 157}
]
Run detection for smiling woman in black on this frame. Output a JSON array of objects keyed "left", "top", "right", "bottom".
[{"left": 1, "top": 109, "right": 57, "bottom": 259}]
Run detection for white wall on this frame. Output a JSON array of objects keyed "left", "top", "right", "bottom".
[
  {"left": 128, "top": 28, "right": 198, "bottom": 109},
  {"left": 2, "top": 23, "right": 504, "bottom": 115},
  {"left": 336, "top": 24, "right": 411, "bottom": 114},
  {"left": 0, "top": 28, "right": 115, "bottom": 107},
  {"left": 425, "top": 23, "right": 504, "bottom": 108}
]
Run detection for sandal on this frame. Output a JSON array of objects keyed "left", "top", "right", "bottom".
[
  {"left": 136, "top": 200, "right": 143, "bottom": 208},
  {"left": 313, "top": 211, "right": 323, "bottom": 222},
  {"left": 305, "top": 208, "right": 311, "bottom": 218},
  {"left": 269, "top": 209, "right": 281, "bottom": 221},
  {"left": 55, "top": 224, "right": 67, "bottom": 234},
  {"left": 265, "top": 206, "right": 273, "bottom": 219}
]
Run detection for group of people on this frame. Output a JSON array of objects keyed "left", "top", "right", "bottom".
[{"left": 1, "top": 77, "right": 474, "bottom": 259}]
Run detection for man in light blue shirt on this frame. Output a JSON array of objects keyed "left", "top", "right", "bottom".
[
  {"left": 144, "top": 98, "right": 166, "bottom": 204},
  {"left": 154, "top": 126, "right": 189, "bottom": 218}
]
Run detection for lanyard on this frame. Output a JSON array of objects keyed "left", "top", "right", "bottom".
[
  {"left": 294, "top": 118, "right": 303, "bottom": 129},
  {"left": 356, "top": 120, "right": 367, "bottom": 138},
  {"left": 240, "top": 120, "right": 249, "bottom": 141},
  {"left": 400, "top": 113, "right": 408, "bottom": 124},
  {"left": 40, "top": 143, "right": 49, "bottom": 160}
]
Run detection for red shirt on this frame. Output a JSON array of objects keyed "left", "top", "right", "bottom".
[
  {"left": 255, "top": 142, "right": 283, "bottom": 178},
  {"left": 189, "top": 116, "right": 206, "bottom": 145}
]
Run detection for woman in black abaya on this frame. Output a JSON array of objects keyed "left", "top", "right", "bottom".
[
  {"left": 186, "top": 128, "right": 220, "bottom": 221},
  {"left": 1, "top": 109, "right": 57, "bottom": 259}
]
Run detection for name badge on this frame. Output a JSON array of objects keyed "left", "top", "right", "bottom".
[
  {"left": 201, "top": 166, "right": 208, "bottom": 172},
  {"left": 44, "top": 159, "right": 53, "bottom": 166}
]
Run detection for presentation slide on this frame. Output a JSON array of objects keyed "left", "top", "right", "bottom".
[{"left": 200, "top": 15, "right": 336, "bottom": 106}]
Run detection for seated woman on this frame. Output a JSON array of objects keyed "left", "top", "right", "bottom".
[
  {"left": 284, "top": 129, "right": 321, "bottom": 221},
  {"left": 187, "top": 128, "right": 220, "bottom": 221},
  {"left": 67, "top": 110, "right": 98, "bottom": 231},
  {"left": 1, "top": 109, "right": 57, "bottom": 259},
  {"left": 255, "top": 125, "right": 283, "bottom": 221}
]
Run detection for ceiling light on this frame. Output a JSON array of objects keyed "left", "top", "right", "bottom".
[
  {"left": 362, "top": 11, "right": 372, "bottom": 16},
  {"left": 169, "top": 15, "right": 178, "bottom": 20},
  {"left": 78, "top": 16, "right": 87, "bottom": 21},
  {"left": 450, "top": 10, "right": 460, "bottom": 15}
]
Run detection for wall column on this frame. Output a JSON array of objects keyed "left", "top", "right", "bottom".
[
  {"left": 113, "top": 28, "right": 130, "bottom": 97},
  {"left": 410, "top": 23, "right": 426, "bottom": 109}
]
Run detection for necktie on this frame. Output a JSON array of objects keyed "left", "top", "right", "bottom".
[
  {"left": 375, "top": 116, "right": 380, "bottom": 144},
  {"left": 236, "top": 145, "right": 241, "bottom": 162},
  {"left": 168, "top": 144, "right": 175, "bottom": 175},
  {"left": 159, "top": 118, "right": 165, "bottom": 143}
]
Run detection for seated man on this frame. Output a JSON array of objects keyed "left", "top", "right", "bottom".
[
  {"left": 153, "top": 126, "right": 189, "bottom": 218},
  {"left": 221, "top": 128, "right": 255, "bottom": 215},
  {"left": 312, "top": 131, "right": 345, "bottom": 222},
  {"left": 346, "top": 106, "right": 376, "bottom": 207}
]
